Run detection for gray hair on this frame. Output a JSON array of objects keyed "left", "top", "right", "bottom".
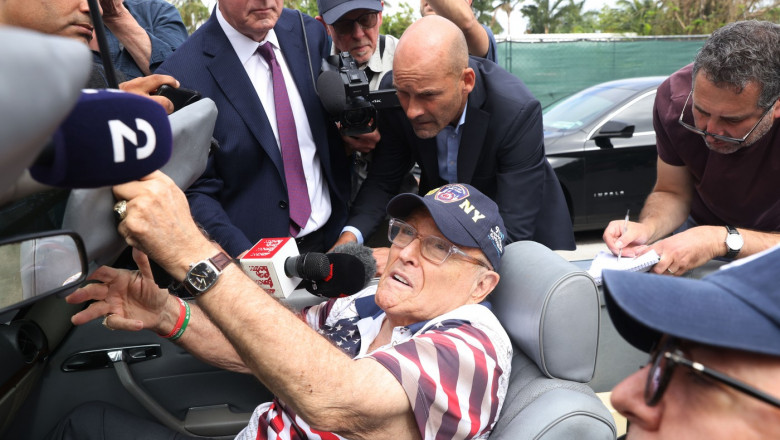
[{"left": 693, "top": 20, "right": 780, "bottom": 109}]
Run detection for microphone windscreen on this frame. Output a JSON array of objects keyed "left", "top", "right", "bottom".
[
  {"left": 29, "top": 89, "right": 173, "bottom": 188},
  {"left": 331, "top": 242, "right": 377, "bottom": 286},
  {"left": 304, "top": 253, "right": 366, "bottom": 298},
  {"left": 316, "top": 70, "right": 347, "bottom": 116}
]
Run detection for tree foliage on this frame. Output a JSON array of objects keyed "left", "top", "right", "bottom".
[
  {"left": 170, "top": 0, "right": 210, "bottom": 34},
  {"left": 380, "top": 3, "right": 417, "bottom": 38}
]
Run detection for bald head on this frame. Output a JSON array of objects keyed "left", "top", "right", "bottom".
[{"left": 395, "top": 15, "right": 469, "bottom": 76}]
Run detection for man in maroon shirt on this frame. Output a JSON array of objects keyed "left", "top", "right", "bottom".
[{"left": 603, "top": 20, "right": 780, "bottom": 276}]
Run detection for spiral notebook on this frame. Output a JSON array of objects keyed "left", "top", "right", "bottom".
[{"left": 587, "top": 250, "right": 661, "bottom": 286}]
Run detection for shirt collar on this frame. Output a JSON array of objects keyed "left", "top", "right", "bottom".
[{"left": 216, "top": 6, "right": 280, "bottom": 65}]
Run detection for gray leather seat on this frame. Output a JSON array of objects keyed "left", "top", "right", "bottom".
[{"left": 489, "top": 241, "right": 616, "bottom": 439}]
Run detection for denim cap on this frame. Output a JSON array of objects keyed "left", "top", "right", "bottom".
[
  {"left": 603, "top": 245, "right": 780, "bottom": 357},
  {"left": 386, "top": 183, "right": 506, "bottom": 271},
  {"left": 317, "top": 0, "right": 383, "bottom": 24}
]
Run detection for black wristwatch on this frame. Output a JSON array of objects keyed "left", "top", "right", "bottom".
[
  {"left": 183, "top": 252, "right": 232, "bottom": 296},
  {"left": 724, "top": 225, "right": 743, "bottom": 259}
]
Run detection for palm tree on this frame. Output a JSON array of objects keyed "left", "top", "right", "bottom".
[
  {"left": 491, "top": 0, "right": 524, "bottom": 36},
  {"left": 519, "top": 0, "right": 580, "bottom": 34}
]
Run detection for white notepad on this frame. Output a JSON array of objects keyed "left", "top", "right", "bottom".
[{"left": 587, "top": 250, "right": 661, "bottom": 286}]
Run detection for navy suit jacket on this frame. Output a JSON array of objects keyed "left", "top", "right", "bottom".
[
  {"left": 349, "top": 57, "right": 575, "bottom": 250},
  {"left": 158, "top": 10, "right": 349, "bottom": 256}
]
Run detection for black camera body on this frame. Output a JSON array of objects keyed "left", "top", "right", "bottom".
[{"left": 319, "top": 52, "right": 399, "bottom": 137}]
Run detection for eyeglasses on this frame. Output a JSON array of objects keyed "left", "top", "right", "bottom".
[
  {"left": 677, "top": 91, "right": 775, "bottom": 144},
  {"left": 387, "top": 218, "right": 491, "bottom": 270},
  {"left": 331, "top": 12, "right": 378, "bottom": 35},
  {"left": 645, "top": 337, "right": 780, "bottom": 409}
]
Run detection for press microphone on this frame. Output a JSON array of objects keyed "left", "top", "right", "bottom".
[
  {"left": 304, "top": 243, "right": 378, "bottom": 298},
  {"left": 29, "top": 89, "right": 173, "bottom": 188},
  {"left": 316, "top": 70, "right": 347, "bottom": 117},
  {"left": 284, "top": 252, "right": 330, "bottom": 280}
]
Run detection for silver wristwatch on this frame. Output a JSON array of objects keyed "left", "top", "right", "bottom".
[
  {"left": 724, "top": 226, "right": 743, "bottom": 259},
  {"left": 183, "top": 252, "right": 232, "bottom": 296}
]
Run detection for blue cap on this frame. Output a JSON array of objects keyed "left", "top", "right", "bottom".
[
  {"left": 603, "top": 246, "right": 780, "bottom": 357},
  {"left": 317, "top": 0, "right": 382, "bottom": 24},
  {"left": 386, "top": 184, "right": 506, "bottom": 271}
]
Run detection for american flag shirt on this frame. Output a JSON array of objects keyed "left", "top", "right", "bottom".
[{"left": 235, "top": 285, "right": 512, "bottom": 440}]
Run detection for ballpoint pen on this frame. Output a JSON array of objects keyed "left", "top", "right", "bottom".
[{"left": 618, "top": 209, "right": 629, "bottom": 262}]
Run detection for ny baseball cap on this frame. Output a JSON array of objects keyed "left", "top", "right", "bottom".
[
  {"left": 317, "top": 0, "right": 383, "bottom": 24},
  {"left": 603, "top": 245, "right": 780, "bottom": 357},
  {"left": 386, "top": 183, "right": 507, "bottom": 271}
]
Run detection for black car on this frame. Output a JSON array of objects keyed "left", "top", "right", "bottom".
[{"left": 543, "top": 76, "right": 666, "bottom": 231}]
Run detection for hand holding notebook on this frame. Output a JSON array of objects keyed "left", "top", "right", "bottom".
[{"left": 587, "top": 249, "right": 661, "bottom": 286}]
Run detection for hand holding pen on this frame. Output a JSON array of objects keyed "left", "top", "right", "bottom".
[{"left": 617, "top": 209, "right": 629, "bottom": 262}]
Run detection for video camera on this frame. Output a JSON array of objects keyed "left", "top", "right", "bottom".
[{"left": 316, "top": 52, "right": 399, "bottom": 137}]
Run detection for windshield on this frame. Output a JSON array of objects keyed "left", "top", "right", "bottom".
[{"left": 543, "top": 85, "right": 639, "bottom": 133}]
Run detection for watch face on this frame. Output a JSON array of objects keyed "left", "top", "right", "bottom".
[
  {"left": 187, "top": 262, "right": 217, "bottom": 292},
  {"left": 726, "top": 233, "right": 744, "bottom": 250}
]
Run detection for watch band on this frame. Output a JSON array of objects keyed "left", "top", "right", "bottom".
[{"left": 725, "top": 225, "right": 741, "bottom": 259}]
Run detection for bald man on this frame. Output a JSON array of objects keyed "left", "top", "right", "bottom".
[{"left": 336, "top": 16, "right": 574, "bottom": 262}]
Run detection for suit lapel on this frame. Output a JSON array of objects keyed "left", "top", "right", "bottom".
[
  {"left": 457, "top": 61, "right": 489, "bottom": 184},
  {"left": 202, "top": 15, "right": 285, "bottom": 177}
]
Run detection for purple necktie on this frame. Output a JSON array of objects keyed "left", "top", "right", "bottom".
[{"left": 257, "top": 43, "right": 311, "bottom": 236}]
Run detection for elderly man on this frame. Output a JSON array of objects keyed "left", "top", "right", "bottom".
[
  {"left": 603, "top": 245, "right": 780, "bottom": 438},
  {"left": 156, "top": 0, "right": 350, "bottom": 257},
  {"left": 315, "top": 0, "right": 406, "bottom": 203},
  {"left": 604, "top": 20, "right": 780, "bottom": 276},
  {"left": 336, "top": 16, "right": 574, "bottom": 262},
  {"left": 51, "top": 177, "right": 511, "bottom": 440},
  {"left": 0, "top": 0, "right": 179, "bottom": 112}
]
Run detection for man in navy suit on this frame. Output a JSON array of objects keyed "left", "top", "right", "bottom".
[
  {"left": 157, "top": 0, "right": 350, "bottom": 256},
  {"left": 334, "top": 16, "right": 574, "bottom": 263}
]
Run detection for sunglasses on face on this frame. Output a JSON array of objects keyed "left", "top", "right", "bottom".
[
  {"left": 677, "top": 91, "right": 775, "bottom": 144},
  {"left": 331, "top": 12, "right": 379, "bottom": 35},
  {"left": 645, "top": 337, "right": 780, "bottom": 409},
  {"left": 387, "top": 218, "right": 491, "bottom": 270}
]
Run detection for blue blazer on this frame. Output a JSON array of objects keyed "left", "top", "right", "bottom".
[
  {"left": 350, "top": 57, "right": 575, "bottom": 250},
  {"left": 158, "top": 10, "right": 349, "bottom": 256}
]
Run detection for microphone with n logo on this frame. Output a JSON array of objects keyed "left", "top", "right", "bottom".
[{"left": 29, "top": 89, "right": 173, "bottom": 188}]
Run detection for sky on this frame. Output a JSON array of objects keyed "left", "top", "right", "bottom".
[{"left": 385, "top": 0, "right": 619, "bottom": 38}]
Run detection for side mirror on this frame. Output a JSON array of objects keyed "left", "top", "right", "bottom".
[
  {"left": 0, "top": 231, "right": 87, "bottom": 314},
  {"left": 594, "top": 120, "right": 635, "bottom": 149}
]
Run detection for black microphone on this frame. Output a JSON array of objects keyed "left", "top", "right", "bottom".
[
  {"left": 304, "top": 243, "right": 378, "bottom": 298},
  {"left": 29, "top": 89, "right": 173, "bottom": 188},
  {"left": 316, "top": 70, "right": 347, "bottom": 117},
  {"left": 284, "top": 252, "right": 330, "bottom": 280}
]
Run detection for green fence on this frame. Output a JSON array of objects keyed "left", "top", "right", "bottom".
[{"left": 496, "top": 36, "right": 708, "bottom": 108}]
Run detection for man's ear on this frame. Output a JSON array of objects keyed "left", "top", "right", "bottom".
[
  {"left": 470, "top": 270, "right": 499, "bottom": 304},
  {"left": 462, "top": 67, "right": 475, "bottom": 95},
  {"left": 315, "top": 16, "right": 332, "bottom": 35}
]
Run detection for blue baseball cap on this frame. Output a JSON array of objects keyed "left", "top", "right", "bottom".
[
  {"left": 603, "top": 245, "right": 780, "bottom": 357},
  {"left": 386, "top": 183, "right": 507, "bottom": 271},
  {"left": 317, "top": 0, "right": 383, "bottom": 24}
]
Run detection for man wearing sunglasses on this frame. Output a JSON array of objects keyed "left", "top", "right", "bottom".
[
  {"left": 53, "top": 178, "right": 512, "bottom": 439},
  {"left": 604, "top": 20, "right": 780, "bottom": 276},
  {"left": 602, "top": 244, "right": 780, "bottom": 438}
]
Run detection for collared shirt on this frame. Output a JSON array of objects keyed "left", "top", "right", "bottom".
[
  {"left": 216, "top": 8, "right": 331, "bottom": 236},
  {"left": 436, "top": 103, "right": 469, "bottom": 183},
  {"left": 235, "top": 286, "right": 512, "bottom": 440}
]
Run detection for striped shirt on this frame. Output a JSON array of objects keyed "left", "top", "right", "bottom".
[{"left": 235, "top": 286, "right": 512, "bottom": 440}]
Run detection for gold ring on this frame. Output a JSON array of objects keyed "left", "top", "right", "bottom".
[
  {"left": 113, "top": 200, "right": 128, "bottom": 222},
  {"left": 102, "top": 314, "right": 115, "bottom": 330}
]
